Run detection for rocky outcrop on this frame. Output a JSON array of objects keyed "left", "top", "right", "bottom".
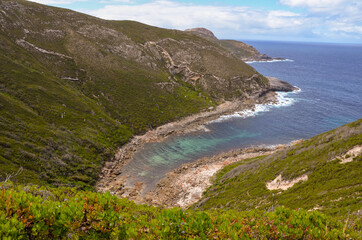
[
  {"left": 1, "top": 0, "right": 271, "bottom": 102},
  {"left": 142, "top": 38, "right": 269, "bottom": 100},
  {"left": 185, "top": 28, "right": 218, "bottom": 41},
  {"left": 267, "top": 76, "right": 298, "bottom": 92},
  {"left": 145, "top": 147, "right": 280, "bottom": 208}
]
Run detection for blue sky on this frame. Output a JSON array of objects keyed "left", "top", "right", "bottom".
[{"left": 29, "top": 0, "right": 362, "bottom": 43}]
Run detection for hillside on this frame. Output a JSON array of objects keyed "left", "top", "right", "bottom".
[
  {"left": 185, "top": 28, "right": 284, "bottom": 62},
  {"left": 1, "top": 121, "right": 361, "bottom": 239},
  {"left": 0, "top": 0, "right": 276, "bottom": 189},
  {"left": 194, "top": 119, "right": 362, "bottom": 218},
  {"left": 219, "top": 40, "right": 284, "bottom": 62}
]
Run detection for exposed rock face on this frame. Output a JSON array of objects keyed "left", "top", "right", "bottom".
[
  {"left": 185, "top": 28, "right": 218, "bottom": 41},
  {"left": 144, "top": 38, "right": 268, "bottom": 99},
  {"left": 267, "top": 76, "right": 298, "bottom": 92},
  {"left": 266, "top": 174, "right": 308, "bottom": 191},
  {"left": 145, "top": 147, "right": 279, "bottom": 208},
  {"left": 0, "top": 0, "right": 271, "bottom": 102}
]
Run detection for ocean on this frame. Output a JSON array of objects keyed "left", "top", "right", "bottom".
[{"left": 121, "top": 41, "right": 362, "bottom": 193}]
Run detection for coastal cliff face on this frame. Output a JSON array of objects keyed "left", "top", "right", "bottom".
[
  {"left": 0, "top": 0, "right": 269, "bottom": 101},
  {"left": 185, "top": 28, "right": 284, "bottom": 62},
  {"left": 0, "top": 0, "right": 279, "bottom": 188}
]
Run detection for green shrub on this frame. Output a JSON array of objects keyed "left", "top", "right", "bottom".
[{"left": 0, "top": 183, "right": 360, "bottom": 239}]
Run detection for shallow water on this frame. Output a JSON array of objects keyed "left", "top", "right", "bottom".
[{"left": 121, "top": 41, "right": 362, "bottom": 193}]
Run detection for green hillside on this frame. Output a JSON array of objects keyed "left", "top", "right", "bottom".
[
  {"left": 0, "top": 0, "right": 270, "bottom": 189},
  {"left": 220, "top": 40, "right": 261, "bottom": 59},
  {"left": 185, "top": 28, "right": 277, "bottom": 61},
  {"left": 1, "top": 121, "right": 361, "bottom": 239},
  {"left": 195, "top": 120, "right": 362, "bottom": 218}
]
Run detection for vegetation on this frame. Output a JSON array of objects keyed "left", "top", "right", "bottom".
[
  {"left": 219, "top": 40, "right": 260, "bottom": 60},
  {"left": 1, "top": 1, "right": 360, "bottom": 238},
  {"left": 0, "top": 0, "right": 268, "bottom": 189},
  {"left": 195, "top": 120, "right": 362, "bottom": 218},
  {"left": 0, "top": 183, "right": 360, "bottom": 239},
  {"left": 185, "top": 28, "right": 269, "bottom": 61}
]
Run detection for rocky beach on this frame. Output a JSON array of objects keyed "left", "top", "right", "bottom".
[{"left": 96, "top": 77, "right": 297, "bottom": 207}]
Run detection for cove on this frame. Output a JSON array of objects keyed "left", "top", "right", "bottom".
[{"left": 120, "top": 41, "right": 362, "bottom": 193}]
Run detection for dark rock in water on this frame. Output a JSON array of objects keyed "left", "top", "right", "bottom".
[{"left": 267, "top": 76, "right": 298, "bottom": 92}]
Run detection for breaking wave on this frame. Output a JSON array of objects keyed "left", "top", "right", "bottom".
[
  {"left": 246, "top": 59, "right": 294, "bottom": 64},
  {"left": 208, "top": 88, "right": 301, "bottom": 124}
]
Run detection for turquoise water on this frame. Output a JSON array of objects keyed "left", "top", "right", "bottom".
[
  {"left": 121, "top": 41, "right": 362, "bottom": 193},
  {"left": 146, "top": 130, "right": 260, "bottom": 166}
]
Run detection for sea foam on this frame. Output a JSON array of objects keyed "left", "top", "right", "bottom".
[
  {"left": 245, "top": 59, "right": 294, "bottom": 64},
  {"left": 208, "top": 88, "right": 301, "bottom": 124}
]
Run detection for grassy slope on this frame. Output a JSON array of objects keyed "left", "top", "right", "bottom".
[
  {"left": 1, "top": 183, "right": 360, "bottom": 239},
  {"left": 219, "top": 40, "right": 258, "bottom": 59},
  {"left": 0, "top": 1, "right": 270, "bottom": 190},
  {"left": 195, "top": 120, "right": 362, "bottom": 218},
  {"left": 0, "top": 32, "right": 133, "bottom": 188},
  {"left": 0, "top": 0, "right": 272, "bottom": 188},
  {"left": 1, "top": 0, "right": 264, "bottom": 189}
]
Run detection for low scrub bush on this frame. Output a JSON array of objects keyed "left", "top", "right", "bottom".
[{"left": 0, "top": 183, "right": 360, "bottom": 239}]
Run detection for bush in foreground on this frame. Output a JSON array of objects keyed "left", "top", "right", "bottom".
[{"left": 0, "top": 183, "right": 360, "bottom": 239}]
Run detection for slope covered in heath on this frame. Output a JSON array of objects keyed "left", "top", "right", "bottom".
[
  {"left": 185, "top": 28, "right": 282, "bottom": 61},
  {"left": 195, "top": 119, "right": 362, "bottom": 218},
  {"left": 219, "top": 40, "right": 281, "bottom": 62},
  {"left": 0, "top": 0, "right": 274, "bottom": 189},
  {"left": 1, "top": 183, "right": 360, "bottom": 239}
]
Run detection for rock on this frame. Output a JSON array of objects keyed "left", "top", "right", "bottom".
[
  {"left": 267, "top": 76, "right": 298, "bottom": 92},
  {"left": 185, "top": 28, "right": 218, "bottom": 41}
]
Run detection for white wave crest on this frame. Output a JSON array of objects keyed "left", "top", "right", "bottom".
[
  {"left": 293, "top": 86, "right": 302, "bottom": 93},
  {"left": 246, "top": 59, "right": 294, "bottom": 64},
  {"left": 208, "top": 89, "right": 300, "bottom": 124}
]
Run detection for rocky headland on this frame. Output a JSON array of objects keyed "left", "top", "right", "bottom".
[{"left": 185, "top": 28, "right": 286, "bottom": 62}]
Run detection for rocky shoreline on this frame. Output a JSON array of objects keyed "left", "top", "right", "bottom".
[
  {"left": 96, "top": 77, "right": 297, "bottom": 207},
  {"left": 243, "top": 56, "right": 286, "bottom": 63},
  {"left": 143, "top": 146, "right": 283, "bottom": 208}
]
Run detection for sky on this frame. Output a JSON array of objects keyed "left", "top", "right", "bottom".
[{"left": 28, "top": 0, "right": 362, "bottom": 43}]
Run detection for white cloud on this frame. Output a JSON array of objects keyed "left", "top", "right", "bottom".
[
  {"left": 280, "top": 0, "right": 346, "bottom": 9},
  {"left": 279, "top": 0, "right": 362, "bottom": 40},
  {"left": 28, "top": 0, "right": 88, "bottom": 4},
  {"left": 330, "top": 22, "right": 362, "bottom": 34},
  {"left": 280, "top": 0, "right": 362, "bottom": 15},
  {"left": 88, "top": 1, "right": 305, "bottom": 38},
  {"left": 31, "top": 0, "right": 361, "bottom": 42},
  {"left": 99, "top": 0, "right": 133, "bottom": 3}
]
